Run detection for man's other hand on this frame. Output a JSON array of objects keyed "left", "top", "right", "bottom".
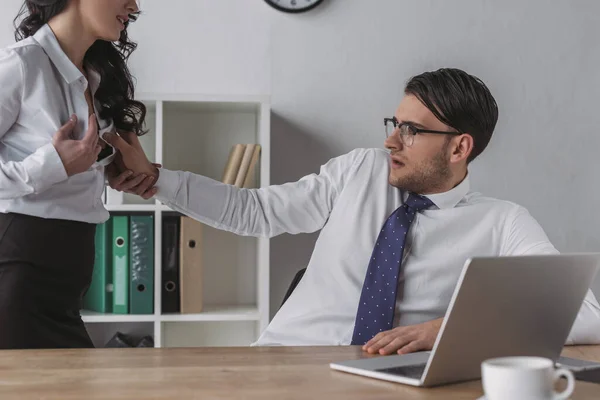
[{"left": 362, "top": 318, "right": 443, "bottom": 355}]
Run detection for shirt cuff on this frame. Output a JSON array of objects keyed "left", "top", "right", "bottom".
[
  {"left": 154, "top": 168, "right": 181, "bottom": 203},
  {"left": 23, "top": 142, "right": 68, "bottom": 193}
]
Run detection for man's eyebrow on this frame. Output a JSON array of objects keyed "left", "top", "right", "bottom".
[{"left": 398, "top": 119, "right": 429, "bottom": 130}]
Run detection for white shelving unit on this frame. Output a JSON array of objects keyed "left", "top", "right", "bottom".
[{"left": 83, "top": 93, "right": 270, "bottom": 348}]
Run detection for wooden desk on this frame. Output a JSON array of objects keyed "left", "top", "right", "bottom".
[{"left": 0, "top": 346, "right": 599, "bottom": 399}]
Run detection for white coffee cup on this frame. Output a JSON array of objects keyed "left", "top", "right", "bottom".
[{"left": 481, "top": 356, "right": 575, "bottom": 400}]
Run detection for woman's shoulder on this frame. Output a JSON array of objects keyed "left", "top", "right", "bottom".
[{"left": 1, "top": 37, "right": 48, "bottom": 72}]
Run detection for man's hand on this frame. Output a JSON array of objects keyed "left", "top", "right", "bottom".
[
  {"left": 362, "top": 318, "right": 443, "bottom": 355},
  {"left": 52, "top": 114, "right": 102, "bottom": 176},
  {"left": 106, "top": 156, "right": 160, "bottom": 199}
]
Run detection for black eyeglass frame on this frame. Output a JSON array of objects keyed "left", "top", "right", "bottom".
[{"left": 384, "top": 116, "right": 463, "bottom": 138}]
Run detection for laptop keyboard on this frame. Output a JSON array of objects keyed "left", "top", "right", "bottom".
[{"left": 376, "top": 363, "right": 427, "bottom": 379}]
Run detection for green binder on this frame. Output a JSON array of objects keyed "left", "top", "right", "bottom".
[
  {"left": 130, "top": 215, "right": 154, "bottom": 314},
  {"left": 83, "top": 219, "right": 113, "bottom": 313},
  {"left": 112, "top": 215, "right": 129, "bottom": 314}
]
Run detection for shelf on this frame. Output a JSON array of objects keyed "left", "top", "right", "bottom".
[
  {"left": 105, "top": 204, "right": 158, "bottom": 212},
  {"left": 82, "top": 306, "right": 259, "bottom": 323},
  {"left": 137, "top": 92, "right": 269, "bottom": 105},
  {"left": 102, "top": 204, "right": 174, "bottom": 212},
  {"left": 158, "top": 204, "right": 173, "bottom": 212},
  {"left": 90, "top": 95, "right": 270, "bottom": 348},
  {"left": 160, "top": 306, "right": 259, "bottom": 322},
  {"left": 81, "top": 311, "right": 156, "bottom": 323}
]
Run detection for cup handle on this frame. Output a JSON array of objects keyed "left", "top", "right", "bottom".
[{"left": 553, "top": 368, "right": 575, "bottom": 400}]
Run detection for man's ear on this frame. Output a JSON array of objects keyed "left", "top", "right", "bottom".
[{"left": 450, "top": 134, "right": 473, "bottom": 163}]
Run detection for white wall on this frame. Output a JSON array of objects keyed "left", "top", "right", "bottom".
[
  {"left": 0, "top": 0, "right": 272, "bottom": 94},
  {"left": 0, "top": 0, "right": 20, "bottom": 47},
  {"left": 2, "top": 0, "right": 599, "bottom": 319},
  {"left": 125, "top": 0, "right": 271, "bottom": 95}
]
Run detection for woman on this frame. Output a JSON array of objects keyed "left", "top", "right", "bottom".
[{"left": 0, "top": 0, "right": 153, "bottom": 349}]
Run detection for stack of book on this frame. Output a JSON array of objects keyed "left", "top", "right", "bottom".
[
  {"left": 83, "top": 215, "right": 155, "bottom": 315},
  {"left": 82, "top": 215, "right": 205, "bottom": 315},
  {"left": 222, "top": 144, "right": 261, "bottom": 187}
]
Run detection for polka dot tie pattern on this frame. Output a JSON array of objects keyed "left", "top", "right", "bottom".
[{"left": 350, "top": 193, "right": 434, "bottom": 345}]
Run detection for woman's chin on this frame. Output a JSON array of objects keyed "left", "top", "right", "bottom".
[{"left": 97, "top": 31, "right": 122, "bottom": 43}]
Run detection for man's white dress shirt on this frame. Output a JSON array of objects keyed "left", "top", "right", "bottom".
[
  {"left": 155, "top": 147, "right": 600, "bottom": 346},
  {"left": 0, "top": 24, "right": 114, "bottom": 223}
]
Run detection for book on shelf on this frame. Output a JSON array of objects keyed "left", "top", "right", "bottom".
[
  {"left": 179, "top": 217, "right": 204, "bottom": 314},
  {"left": 83, "top": 219, "right": 113, "bottom": 313},
  {"left": 162, "top": 216, "right": 181, "bottom": 313},
  {"left": 222, "top": 144, "right": 246, "bottom": 185},
  {"left": 161, "top": 215, "right": 205, "bottom": 314},
  {"left": 222, "top": 143, "right": 261, "bottom": 188},
  {"left": 130, "top": 215, "right": 154, "bottom": 314},
  {"left": 112, "top": 216, "right": 130, "bottom": 314}
]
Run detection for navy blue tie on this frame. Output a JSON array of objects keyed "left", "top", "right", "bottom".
[{"left": 351, "top": 193, "right": 434, "bottom": 345}]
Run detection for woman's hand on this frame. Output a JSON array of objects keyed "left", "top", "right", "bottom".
[
  {"left": 103, "top": 131, "right": 157, "bottom": 178},
  {"left": 52, "top": 114, "right": 102, "bottom": 176},
  {"left": 103, "top": 131, "right": 160, "bottom": 199}
]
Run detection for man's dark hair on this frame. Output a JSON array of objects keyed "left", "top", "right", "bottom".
[{"left": 405, "top": 68, "right": 498, "bottom": 163}]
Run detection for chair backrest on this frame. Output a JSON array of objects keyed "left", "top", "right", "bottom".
[{"left": 280, "top": 268, "right": 307, "bottom": 308}]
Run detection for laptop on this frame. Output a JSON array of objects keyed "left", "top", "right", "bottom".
[{"left": 329, "top": 253, "right": 600, "bottom": 387}]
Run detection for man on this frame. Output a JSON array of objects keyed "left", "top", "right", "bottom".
[{"left": 105, "top": 68, "right": 600, "bottom": 355}]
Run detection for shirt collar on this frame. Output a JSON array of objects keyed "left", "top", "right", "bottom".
[
  {"left": 87, "top": 68, "right": 101, "bottom": 95},
  {"left": 403, "top": 173, "right": 470, "bottom": 210},
  {"left": 33, "top": 24, "right": 83, "bottom": 85},
  {"left": 424, "top": 174, "right": 470, "bottom": 209}
]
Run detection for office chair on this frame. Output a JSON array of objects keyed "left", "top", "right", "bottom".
[{"left": 280, "top": 268, "right": 306, "bottom": 308}]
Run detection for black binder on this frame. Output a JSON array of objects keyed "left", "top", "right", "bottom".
[{"left": 161, "top": 216, "right": 181, "bottom": 313}]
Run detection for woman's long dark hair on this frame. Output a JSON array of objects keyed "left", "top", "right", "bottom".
[{"left": 14, "top": 0, "right": 147, "bottom": 136}]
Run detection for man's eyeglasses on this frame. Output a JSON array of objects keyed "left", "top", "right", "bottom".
[{"left": 384, "top": 117, "right": 461, "bottom": 147}]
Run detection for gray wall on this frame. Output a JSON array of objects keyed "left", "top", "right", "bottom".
[
  {"left": 270, "top": 0, "right": 600, "bottom": 317},
  {"left": 1, "top": 0, "right": 599, "bottom": 319}
]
